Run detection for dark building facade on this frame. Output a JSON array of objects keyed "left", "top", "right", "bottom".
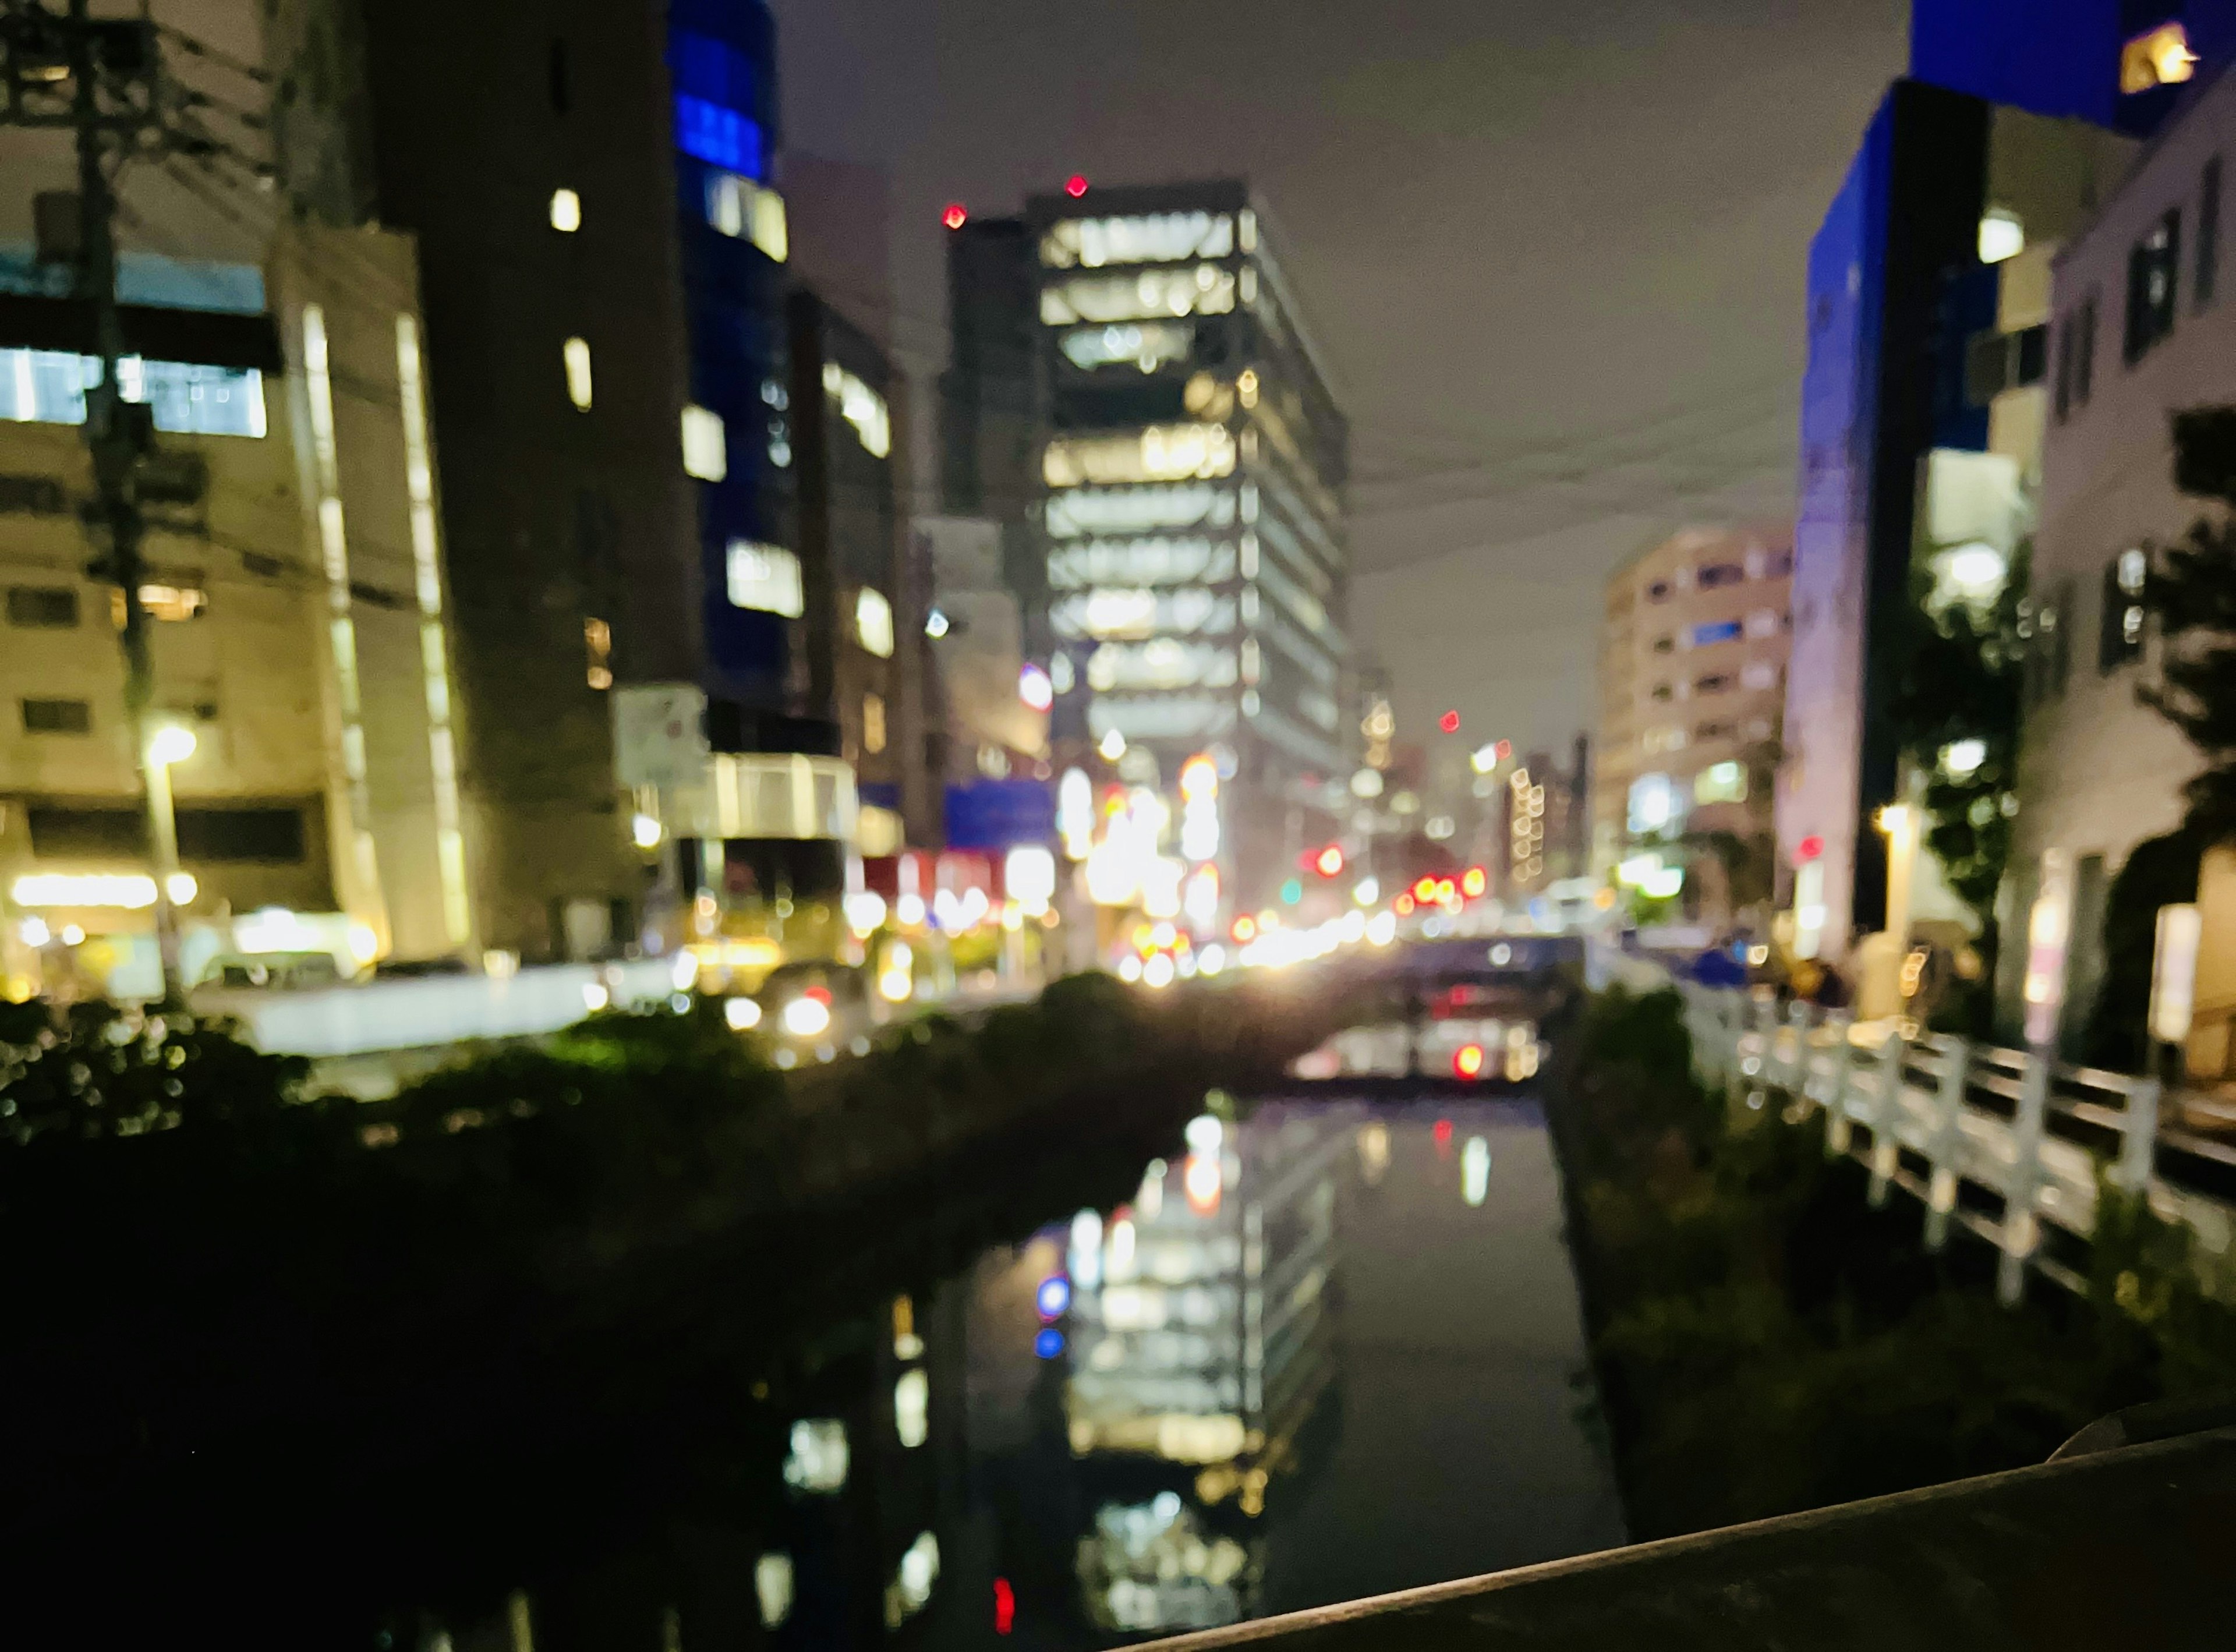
[{"left": 278, "top": 0, "right": 808, "bottom": 960}]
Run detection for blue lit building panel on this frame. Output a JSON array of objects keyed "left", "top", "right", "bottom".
[
  {"left": 1910, "top": 0, "right": 2236, "bottom": 133},
  {"left": 667, "top": 0, "right": 791, "bottom": 715},
  {"left": 1779, "top": 82, "right": 1987, "bottom": 947},
  {"left": 673, "top": 93, "right": 766, "bottom": 179}
]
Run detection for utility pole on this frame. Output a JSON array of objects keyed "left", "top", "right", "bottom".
[{"left": 1, "top": 1, "right": 187, "bottom": 1000}]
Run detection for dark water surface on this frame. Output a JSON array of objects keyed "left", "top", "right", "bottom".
[{"left": 448, "top": 1088, "right": 1625, "bottom": 1652}]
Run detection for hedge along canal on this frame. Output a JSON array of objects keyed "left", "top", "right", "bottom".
[{"left": 1545, "top": 985, "right": 2236, "bottom": 1540}]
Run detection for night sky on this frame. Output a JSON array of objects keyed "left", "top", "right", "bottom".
[{"left": 774, "top": 0, "right": 1910, "bottom": 759}]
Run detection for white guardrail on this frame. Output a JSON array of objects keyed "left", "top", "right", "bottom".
[
  {"left": 1678, "top": 984, "right": 2236, "bottom": 1306},
  {"left": 197, "top": 958, "right": 682, "bottom": 1061}
]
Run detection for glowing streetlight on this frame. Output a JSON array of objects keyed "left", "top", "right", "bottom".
[{"left": 147, "top": 723, "right": 197, "bottom": 766}]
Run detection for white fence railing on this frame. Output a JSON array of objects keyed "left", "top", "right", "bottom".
[
  {"left": 200, "top": 958, "right": 684, "bottom": 1060},
  {"left": 1679, "top": 986, "right": 2236, "bottom": 1306}
]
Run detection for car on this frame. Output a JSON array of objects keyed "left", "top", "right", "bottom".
[
  {"left": 194, "top": 950, "right": 345, "bottom": 992},
  {"left": 752, "top": 961, "right": 878, "bottom": 1061}
]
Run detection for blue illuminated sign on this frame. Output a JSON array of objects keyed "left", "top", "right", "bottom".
[
  {"left": 1034, "top": 1328, "right": 1066, "bottom": 1360},
  {"left": 1035, "top": 1275, "right": 1071, "bottom": 1320}
]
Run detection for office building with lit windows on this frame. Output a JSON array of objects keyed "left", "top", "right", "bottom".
[
  {"left": 1021, "top": 180, "right": 1351, "bottom": 911},
  {"left": 268, "top": 0, "right": 871, "bottom": 963},
  {"left": 0, "top": 232, "right": 477, "bottom": 997},
  {"left": 1595, "top": 527, "right": 1791, "bottom": 915}
]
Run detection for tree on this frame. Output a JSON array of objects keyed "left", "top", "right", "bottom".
[{"left": 1891, "top": 542, "right": 2028, "bottom": 1021}]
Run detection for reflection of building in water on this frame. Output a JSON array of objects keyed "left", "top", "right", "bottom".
[
  {"left": 1064, "top": 1105, "right": 1347, "bottom": 1636},
  {"left": 425, "top": 1284, "right": 968, "bottom": 1652}
]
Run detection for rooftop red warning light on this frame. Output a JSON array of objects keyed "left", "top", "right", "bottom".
[
  {"left": 942, "top": 203, "right": 968, "bottom": 229},
  {"left": 1064, "top": 174, "right": 1089, "bottom": 197},
  {"left": 1439, "top": 709, "right": 1461, "bottom": 734}
]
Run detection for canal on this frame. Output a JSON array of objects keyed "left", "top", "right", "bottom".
[{"left": 472, "top": 1070, "right": 1622, "bottom": 1651}]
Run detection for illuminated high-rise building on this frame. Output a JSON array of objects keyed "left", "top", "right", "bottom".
[{"left": 1034, "top": 182, "right": 1351, "bottom": 909}]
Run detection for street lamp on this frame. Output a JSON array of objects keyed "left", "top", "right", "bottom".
[{"left": 143, "top": 719, "right": 196, "bottom": 1003}]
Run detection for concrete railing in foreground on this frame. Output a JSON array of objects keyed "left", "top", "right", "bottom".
[
  {"left": 1680, "top": 985, "right": 2236, "bottom": 1304},
  {"left": 1132, "top": 1420, "right": 2236, "bottom": 1652}
]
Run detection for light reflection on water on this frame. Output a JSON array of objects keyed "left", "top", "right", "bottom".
[
  {"left": 943, "top": 1092, "right": 1624, "bottom": 1647},
  {"left": 465, "top": 1088, "right": 1619, "bottom": 1652}
]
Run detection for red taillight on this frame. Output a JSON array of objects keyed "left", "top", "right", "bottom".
[
  {"left": 805, "top": 985, "right": 832, "bottom": 1005},
  {"left": 1454, "top": 1045, "right": 1485, "bottom": 1080}
]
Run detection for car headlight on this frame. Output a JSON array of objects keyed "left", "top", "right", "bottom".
[
  {"left": 724, "top": 996, "right": 762, "bottom": 1030},
  {"left": 781, "top": 996, "right": 832, "bottom": 1037}
]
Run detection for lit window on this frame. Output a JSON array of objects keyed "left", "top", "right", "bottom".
[
  {"left": 562, "top": 337, "right": 593, "bottom": 410},
  {"left": 706, "top": 172, "right": 789, "bottom": 261},
  {"left": 1043, "top": 423, "right": 1236, "bottom": 487},
  {"left": 1044, "top": 482, "right": 1236, "bottom": 537},
  {"left": 2100, "top": 550, "right": 2148, "bottom": 673},
  {"left": 1039, "top": 265, "right": 1237, "bottom": 326},
  {"left": 781, "top": 1418, "right": 849, "bottom": 1493},
  {"left": 755, "top": 1555, "right": 794, "bottom": 1630},
  {"left": 1978, "top": 208, "right": 2024, "bottom": 265},
  {"left": 681, "top": 404, "right": 727, "bottom": 480},
  {"left": 727, "top": 540, "right": 804, "bottom": 616},
  {"left": 885, "top": 1531, "right": 939, "bottom": 1628},
  {"left": 549, "top": 188, "right": 581, "bottom": 232},
  {"left": 1741, "top": 660, "right": 1778, "bottom": 691},
  {"left": 1059, "top": 321, "right": 1196, "bottom": 373},
  {"left": 856, "top": 587, "right": 895, "bottom": 657},
  {"left": 1039, "top": 211, "right": 1234, "bottom": 268},
  {"left": 2121, "top": 22, "right": 2197, "bottom": 94},
  {"left": 893, "top": 1368, "right": 928, "bottom": 1448},
  {"left": 820, "top": 362, "right": 890, "bottom": 457},
  {"left": 863, "top": 692, "right": 887, "bottom": 754},
  {"left": 585, "top": 615, "right": 613, "bottom": 689},
  {"left": 1693, "top": 761, "right": 1747, "bottom": 805},
  {"left": 0, "top": 347, "right": 264, "bottom": 437},
  {"left": 1082, "top": 638, "right": 1237, "bottom": 692},
  {"left": 110, "top": 583, "right": 206, "bottom": 625}
]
